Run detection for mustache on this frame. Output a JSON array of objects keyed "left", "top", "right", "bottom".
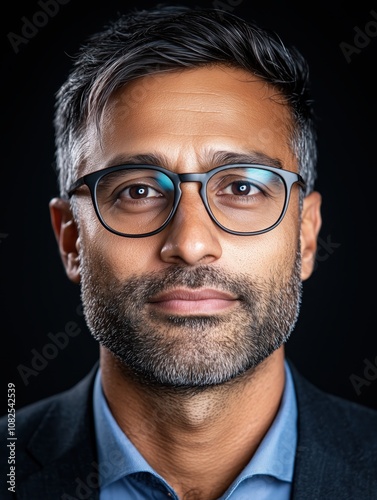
[{"left": 108, "top": 265, "right": 267, "bottom": 304}]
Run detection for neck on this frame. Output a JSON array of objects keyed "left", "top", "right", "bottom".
[{"left": 100, "top": 347, "right": 286, "bottom": 499}]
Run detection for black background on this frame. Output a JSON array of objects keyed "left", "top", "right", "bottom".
[{"left": 1, "top": 0, "right": 377, "bottom": 417}]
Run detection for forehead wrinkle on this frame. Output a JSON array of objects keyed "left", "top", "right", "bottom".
[
  {"left": 159, "top": 90, "right": 230, "bottom": 96},
  {"left": 159, "top": 108, "right": 224, "bottom": 113},
  {"left": 153, "top": 87, "right": 249, "bottom": 106}
]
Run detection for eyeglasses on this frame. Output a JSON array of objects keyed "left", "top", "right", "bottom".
[{"left": 67, "top": 163, "right": 306, "bottom": 237}]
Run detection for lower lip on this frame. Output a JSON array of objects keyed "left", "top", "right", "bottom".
[{"left": 149, "top": 298, "right": 237, "bottom": 315}]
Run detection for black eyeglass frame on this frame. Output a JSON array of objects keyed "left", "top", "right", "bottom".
[{"left": 67, "top": 163, "right": 306, "bottom": 238}]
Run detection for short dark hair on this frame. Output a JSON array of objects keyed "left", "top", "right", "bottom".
[{"left": 54, "top": 4, "right": 317, "bottom": 199}]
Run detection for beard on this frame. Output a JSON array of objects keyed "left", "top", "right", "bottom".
[{"left": 79, "top": 248, "right": 302, "bottom": 390}]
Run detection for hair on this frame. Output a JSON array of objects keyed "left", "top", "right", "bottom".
[{"left": 53, "top": 4, "right": 318, "bottom": 200}]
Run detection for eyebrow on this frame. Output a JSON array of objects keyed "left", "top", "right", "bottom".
[{"left": 104, "top": 150, "right": 284, "bottom": 172}]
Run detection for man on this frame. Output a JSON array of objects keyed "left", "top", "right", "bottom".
[{"left": 1, "top": 4, "right": 377, "bottom": 499}]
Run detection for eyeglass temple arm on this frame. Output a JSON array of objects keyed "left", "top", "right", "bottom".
[
  {"left": 297, "top": 174, "right": 306, "bottom": 191},
  {"left": 67, "top": 178, "right": 86, "bottom": 198}
]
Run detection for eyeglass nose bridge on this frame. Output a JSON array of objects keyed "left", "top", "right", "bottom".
[
  {"left": 171, "top": 171, "right": 212, "bottom": 224},
  {"left": 178, "top": 172, "right": 206, "bottom": 183}
]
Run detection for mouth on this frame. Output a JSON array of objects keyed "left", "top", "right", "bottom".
[{"left": 148, "top": 288, "right": 239, "bottom": 315}]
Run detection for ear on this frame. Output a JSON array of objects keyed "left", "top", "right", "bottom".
[
  {"left": 49, "top": 197, "right": 81, "bottom": 284},
  {"left": 300, "top": 191, "right": 322, "bottom": 281}
]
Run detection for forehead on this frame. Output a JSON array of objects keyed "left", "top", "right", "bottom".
[{"left": 83, "top": 65, "right": 296, "bottom": 174}]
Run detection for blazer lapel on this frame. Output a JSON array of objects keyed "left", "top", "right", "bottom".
[{"left": 16, "top": 364, "right": 100, "bottom": 499}]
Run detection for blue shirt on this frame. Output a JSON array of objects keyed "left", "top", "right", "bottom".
[{"left": 93, "top": 361, "right": 298, "bottom": 499}]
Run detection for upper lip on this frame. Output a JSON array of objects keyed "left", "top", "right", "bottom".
[{"left": 148, "top": 288, "right": 237, "bottom": 302}]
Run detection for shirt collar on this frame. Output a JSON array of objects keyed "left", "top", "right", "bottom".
[
  {"left": 225, "top": 360, "right": 297, "bottom": 495},
  {"left": 93, "top": 370, "right": 163, "bottom": 488},
  {"left": 93, "top": 360, "right": 297, "bottom": 489}
]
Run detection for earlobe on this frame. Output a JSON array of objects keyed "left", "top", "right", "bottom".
[
  {"left": 49, "top": 197, "right": 81, "bottom": 284},
  {"left": 300, "top": 191, "right": 322, "bottom": 281}
]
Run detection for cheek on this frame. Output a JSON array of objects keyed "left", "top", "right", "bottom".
[
  {"left": 81, "top": 225, "right": 165, "bottom": 277},
  {"left": 109, "top": 239, "right": 162, "bottom": 276},
  {"left": 221, "top": 224, "right": 299, "bottom": 279},
  {"left": 76, "top": 200, "right": 159, "bottom": 275}
]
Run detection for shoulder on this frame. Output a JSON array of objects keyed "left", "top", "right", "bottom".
[
  {"left": 290, "top": 360, "right": 377, "bottom": 439},
  {"left": 0, "top": 364, "right": 98, "bottom": 475},
  {"left": 1, "top": 363, "right": 98, "bottom": 432},
  {"left": 288, "top": 361, "right": 377, "bottom": 498}
]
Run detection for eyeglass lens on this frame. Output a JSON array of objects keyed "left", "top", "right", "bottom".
[{"left": 94, "top": 167, "right": 287, "bottom": 235}]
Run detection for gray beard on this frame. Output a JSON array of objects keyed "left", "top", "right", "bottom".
[{"left": 79, "top": 253, "right": 302, "bottom": 390}]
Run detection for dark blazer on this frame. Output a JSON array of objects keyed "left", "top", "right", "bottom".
[{"left": 1, "top": 360, "right": 377, "bottom": 499}]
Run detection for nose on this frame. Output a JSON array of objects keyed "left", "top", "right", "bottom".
[{"left": 159, "top": 183, "right": 223, "bottom": 265}]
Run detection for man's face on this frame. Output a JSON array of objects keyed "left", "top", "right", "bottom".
[{"left": 70, "top": 66, "right": 310, "bottom": 388}]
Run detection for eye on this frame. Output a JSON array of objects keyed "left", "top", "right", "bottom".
[
  {"left": 120, "top": 184, "right": 163, "bottom": 200},
  {"left": 221, "top": 181, "right": 260, "bottom": 196}
]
